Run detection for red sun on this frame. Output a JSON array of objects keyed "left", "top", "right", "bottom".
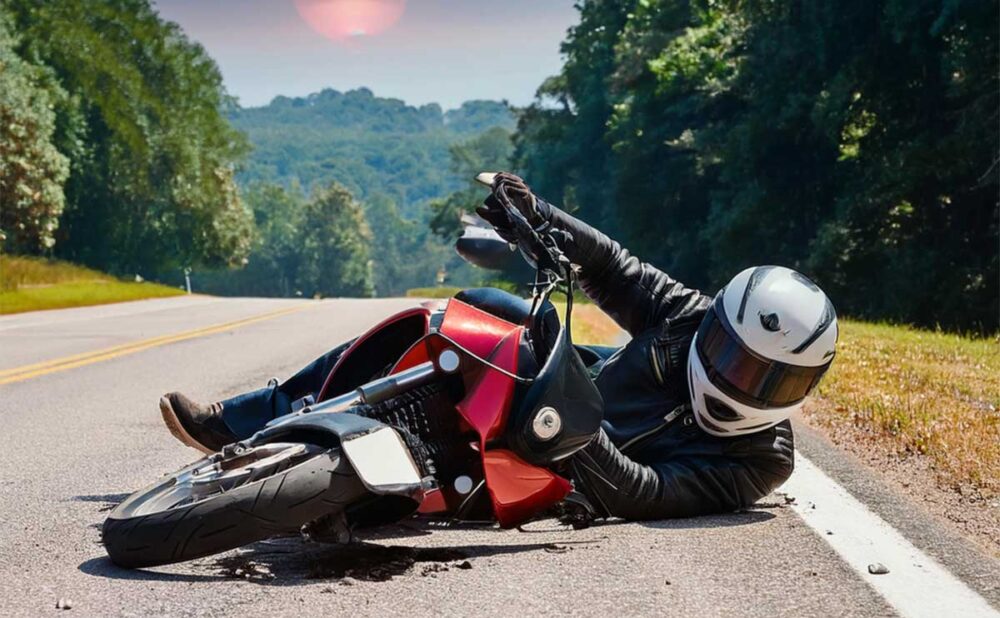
[{"left": 293, "top": 0, "right": 407, "bottom": 41}]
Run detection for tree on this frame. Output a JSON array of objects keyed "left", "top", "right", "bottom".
[
  {"left": 0, "top": 10, "right": 69, "bottom": 253},
  {"left": 802, "top": 0, "right": 999, "bottom": 329},
  {"left": 194, "top": 182, "right": 308, "bottom": 297},
  {"left": 514, "top": 0, "right": 998, "bottom": 331},
  {"left": 297, "top": 182, "right": 373, "bottom": 298},
  {"left": 608, "top": 0, "right": 740, "bottom": 285},
  {"left": 7, "top": 0, "right": 253, "bottom": 275},
  {"left": 366, "top": 193, "right": 454, "bottom": 296},
  {"left": 229, "top": 89, "right": 515, "bottom": 215},
  {"left": 513, "top": 0, "right": 638, "bottom": 233},
  {"left": 429, "top": 127, "right": 515, "bottom": 240}
]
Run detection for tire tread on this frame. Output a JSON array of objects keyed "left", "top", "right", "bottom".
[{"left": 103, "top": 449, "right": 366, "bottom": 568}]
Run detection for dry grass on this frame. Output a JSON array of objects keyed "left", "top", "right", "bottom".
[
  {"left": 0, "top": 254, "right": 114, "bottom": 290},
  {"left": 807, "top": 320, "right": 999, "bottom": 498},
  {"left": 559, "top": 302, "right": 626, "bottom": 346},
  {"left": 0, "top": 255, "right": 184, "bottom": 314},
  {"left": 405, "top": 286, "right": 465, "bottom": 299}
]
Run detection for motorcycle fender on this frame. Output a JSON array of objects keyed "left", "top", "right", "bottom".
[{"left": 250, "top": 413, "right": 425, "bottom": 500}]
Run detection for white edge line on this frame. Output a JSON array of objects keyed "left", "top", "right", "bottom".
[{"left": 782, "top": 452, "right": 999, "bottom": 618}]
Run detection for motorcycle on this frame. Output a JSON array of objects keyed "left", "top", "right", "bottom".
[{"left": 103, "top": 173, "right": 604, "bottom": 568}]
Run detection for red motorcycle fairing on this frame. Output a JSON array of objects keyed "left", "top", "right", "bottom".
[
  {"left": 454, "top": 328, "right": 519, "bottom": 443},
  {"left": 389, "top": 298, "right": 572, "bottom": 527},
  {"left": 482, "top": 450, "right": 572, "bottom": 526}
]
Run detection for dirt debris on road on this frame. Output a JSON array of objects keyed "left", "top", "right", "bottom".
[
  {"left": 307, "top": 544, "right": 468, "bottom": 581},
  {"left": 214, "top": 541, "right": 472, "bottom": 583},
  {"left": 200, "top": 526, "right": 609, "bottom": 586}
]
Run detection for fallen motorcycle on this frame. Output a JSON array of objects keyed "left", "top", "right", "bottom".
[{"left": 103, "top": 173, "right": 604, "bottom": 568}]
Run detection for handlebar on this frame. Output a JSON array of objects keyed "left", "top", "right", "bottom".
[
  {"left": 474, "top": 172, "right": 568, "bottom": 280},
  {"left": 475, "top": 172, "right": 578, "bottom": 348}
]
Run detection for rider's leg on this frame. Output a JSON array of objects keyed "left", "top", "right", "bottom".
[
  {"left": 218, "top": 339, "right": 354, "bottom": 438},
  {"left": 161, "top": 339, "right": 355, "bottom": 451}
]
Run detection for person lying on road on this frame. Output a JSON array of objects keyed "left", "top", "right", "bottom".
[{"left": 160, "top": 172, "right": 838, "bottom": 521}]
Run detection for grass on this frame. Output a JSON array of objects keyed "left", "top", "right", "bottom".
[
  {"left": 555, "top": 301, "right": 626, "bottom": 346},
  {"left": 0, "top": 255, "right": 185, "bottom": 314},
  {"left": 405, "top": 286, "right": 464, "bottom": 299},
  {"left": 807, "top": 320, "right": 999, "bottom": 498}
]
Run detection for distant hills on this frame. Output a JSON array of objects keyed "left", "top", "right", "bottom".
[{"left": 230, "top": 88, "right": 515, "bottom": 215}]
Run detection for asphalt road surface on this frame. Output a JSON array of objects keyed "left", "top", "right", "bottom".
[{"left": 1, "top": 296, "right": 997, "bottom": 617}]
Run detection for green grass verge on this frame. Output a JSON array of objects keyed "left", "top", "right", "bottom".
[
  {"left": 808, "top": 319, "right": 999, "bottom": 497},
  {"left": 0, "top": 255, "right": 185, "bottom": 314}
]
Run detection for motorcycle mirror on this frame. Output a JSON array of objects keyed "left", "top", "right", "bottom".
[{"left": 455, "top": 224, "right": 518, "bottom": 270}]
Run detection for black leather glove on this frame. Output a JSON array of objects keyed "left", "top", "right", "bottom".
[{"left": 476, "top": 172, "right": 552, "bottom": 242}]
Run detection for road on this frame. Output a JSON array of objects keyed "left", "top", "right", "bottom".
[{"left": 0, "top": 296, "right": 997, "bottom": 617}]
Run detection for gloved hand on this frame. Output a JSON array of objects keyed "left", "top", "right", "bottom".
[{"left": 476, "top": 172, "right": 552, "bottom": 242}]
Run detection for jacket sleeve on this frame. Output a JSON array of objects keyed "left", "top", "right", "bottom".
[
  {"left": 568, "top": 424, "right": 795, "bottom": 520},
  {"left": 545, "top": 202, "right": 706, "bottom": 336}
]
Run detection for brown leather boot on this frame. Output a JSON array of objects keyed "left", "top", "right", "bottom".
[{"left": 159, "top": 393, "right": 236, "bottom": 454}]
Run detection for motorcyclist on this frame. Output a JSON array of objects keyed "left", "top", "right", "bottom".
[{"left": 161, "top": 172, "right": 838, "bottom": 520}]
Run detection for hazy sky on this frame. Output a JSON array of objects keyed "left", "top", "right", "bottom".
[{"left": 153, "top": 0, "right": 578, "bottom": 110}]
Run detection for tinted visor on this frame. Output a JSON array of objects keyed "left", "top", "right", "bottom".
[{"left": 696, "top": 300, "right": 831, "bottom": 409}]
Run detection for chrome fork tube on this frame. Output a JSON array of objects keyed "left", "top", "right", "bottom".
[{"left": 264, "top": 349, "right": 460, "bottom": 429}]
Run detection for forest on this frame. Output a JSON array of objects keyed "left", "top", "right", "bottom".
[
  {"left": 511, "top": 0, "right": 997, "bottom": 331},
  {"left": 206, "top": 91, "right": 515, "bottom": 296},
  {"left": 1, "top": 0, "right": 996, "bottom": 330}
]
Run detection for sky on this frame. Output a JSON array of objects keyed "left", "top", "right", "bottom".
[{"left": 153, "top": 0, "right": 579, "bottom": 110}]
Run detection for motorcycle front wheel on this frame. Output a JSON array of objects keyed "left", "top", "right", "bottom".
[{"left": 102, "top": 442, "right": 367, "bottom": 568}]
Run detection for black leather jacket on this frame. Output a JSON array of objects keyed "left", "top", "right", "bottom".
[{"left": 545, "top": 202, "right": 795, "bottom": 520}]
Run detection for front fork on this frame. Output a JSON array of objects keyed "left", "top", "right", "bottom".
[
  {"left": 218, "top": 348, "right": 465, "bottom": 511},
  {"left": 263, "top": 348, "right": 462, "bottom": 430}
]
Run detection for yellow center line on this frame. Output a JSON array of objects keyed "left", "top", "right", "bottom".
[{"left": 0, "top": 303, "right": 312, "bottom": 386}]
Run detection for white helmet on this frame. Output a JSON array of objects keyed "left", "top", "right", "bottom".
[{"left": 687, "top": 266, "right": 838, "bottom": 437}]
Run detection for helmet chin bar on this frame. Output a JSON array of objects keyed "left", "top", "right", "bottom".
[{"left": 687, "top": 337, "right": 802, "bottom": 437}]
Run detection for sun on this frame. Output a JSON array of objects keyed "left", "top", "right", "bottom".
[{"left": 293, "top": 0, "right": 407, "bottom": 41}]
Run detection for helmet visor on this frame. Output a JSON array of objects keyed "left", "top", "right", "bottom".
[{"left": 696, "top": 300, "right": 831, "bottom": 409}]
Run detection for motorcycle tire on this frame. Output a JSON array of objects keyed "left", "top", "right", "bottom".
[{"left": 102, "top": 443, "right": 367, "bottom": 568}]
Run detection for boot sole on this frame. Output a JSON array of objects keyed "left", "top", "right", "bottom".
[{"left": 159, "top": 397, "right": 214, "bottom": 455}]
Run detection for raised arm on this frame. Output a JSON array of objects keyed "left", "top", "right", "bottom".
[
  {"left": 544, "top": 202, "right": 706, "bottom": 336},
  {"left": 476, "top": 172, "right": 708, "bottom": 337}
]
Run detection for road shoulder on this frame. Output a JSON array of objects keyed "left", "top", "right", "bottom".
[{"left": 792, "top": 417, "right": 1000, "bottom": 606}]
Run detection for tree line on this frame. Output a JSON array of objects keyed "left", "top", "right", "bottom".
[
  {"left": 224, "top": 89, "right": 514, "bottom": 296},
  {"left": 0, "top": 1, "right": 514, "bottom": 298},
  {"left": 3, "top": 0, "right": 995, "bottom": 330},
  {"left": 1, "top": 0, "right": 254, "bottom": 274},
  {"left": 229, "top": 90, "right": 514, "bottom": 215},
  {"left": 510, "top": 0, "right": 997, "bottom": 332}
]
